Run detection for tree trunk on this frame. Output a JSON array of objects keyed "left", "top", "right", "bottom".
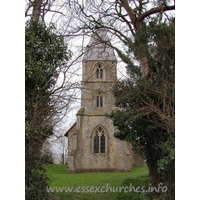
[
  {"left": 147, "top": 162, "right": 160, "bottom": 187},
  {"left": 119, "top": 0, "right": 174, "bottom": 78},
  {"left": 139, "top": 56, "right": 149, "bottom": 78},
  {"left": 31, "top": 0, "right": 42, "bottom": 24}
]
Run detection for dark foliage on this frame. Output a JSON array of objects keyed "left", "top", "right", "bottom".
[
  {"left": 25, "top": 20, "right": 70, "bottom": 199},
  {"left": 109, "top": 21, "right": 175, "bottom": 199}
]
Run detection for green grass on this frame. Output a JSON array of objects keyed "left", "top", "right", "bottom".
[{"left": 44, "top": 164, "right": 150, "bottom": 200}]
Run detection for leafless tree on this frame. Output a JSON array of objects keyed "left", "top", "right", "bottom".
[{"left": 63, "top": 0, "right": 174, "bottom": 78}]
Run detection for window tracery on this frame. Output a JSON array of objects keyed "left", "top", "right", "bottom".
[
  {"left": 93, "top": 126, "right": 106, "bottom": 154},
  {"left": 96, "top": 63, "right": 103, "bottom": 79}
]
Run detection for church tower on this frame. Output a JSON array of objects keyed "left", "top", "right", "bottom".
[{"left": 65, "top": 24, "right": 144, "bottom": 173}]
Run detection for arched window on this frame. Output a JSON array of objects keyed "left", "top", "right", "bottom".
[
  {"left": 93, "top": 126, "right": 106, "bottom": 154},
  {"left": 96, "top": 63, "right": 103, "bottom": 79},
  {"left": 96, "top": 92, "right": 103, "bottom": 107},
  {"left": 100, "top": 134, "right": 105, "bottom": 153},
  {"left": 94, "top": 133, "right": 99, "bottom": 153}
]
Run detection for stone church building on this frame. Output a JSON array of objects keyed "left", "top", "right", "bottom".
[{"left": 65, "top": 26, "right": 144, "bottom": 173}]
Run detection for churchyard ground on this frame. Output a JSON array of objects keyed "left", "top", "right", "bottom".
[{"left": 44, "top": 164, "right": 150, "bottom": 200}]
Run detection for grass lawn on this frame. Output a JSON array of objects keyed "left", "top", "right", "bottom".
[{"left": 44, "top": 164, "right": 150, "bottom": 200}]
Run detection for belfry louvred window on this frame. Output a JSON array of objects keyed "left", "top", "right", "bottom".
[
  {"left": 94, "top": 126, "right": 106, "bottom": 154},
  {"left": 97, "top": 92, "right": 103, "bottom": 107},
  {"left": 96, "top": 64, "right": 103, "bottom": 79}
]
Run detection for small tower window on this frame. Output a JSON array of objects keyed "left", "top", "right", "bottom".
[
  {"left": 96, "top": 64, "right": 103, "bottom": 79},
  {"left": 97, "top": 95, "right": 99, "bottom": 107},
  {"left": 100, "top": 68, "right": 103, "bottom": 79},
  {"left": 100, "top": 95, "right": 103, "bottom": 107},
  {"left": 96, "top": 68, "right": 99, "bottom": 79},
  {"left": 96, "top": 92, "right": 103, "bottom": 107}
]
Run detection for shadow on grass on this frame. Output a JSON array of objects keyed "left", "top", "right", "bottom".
[{"left": 116, "top": 175, "right": 150, "bottom": 200}]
